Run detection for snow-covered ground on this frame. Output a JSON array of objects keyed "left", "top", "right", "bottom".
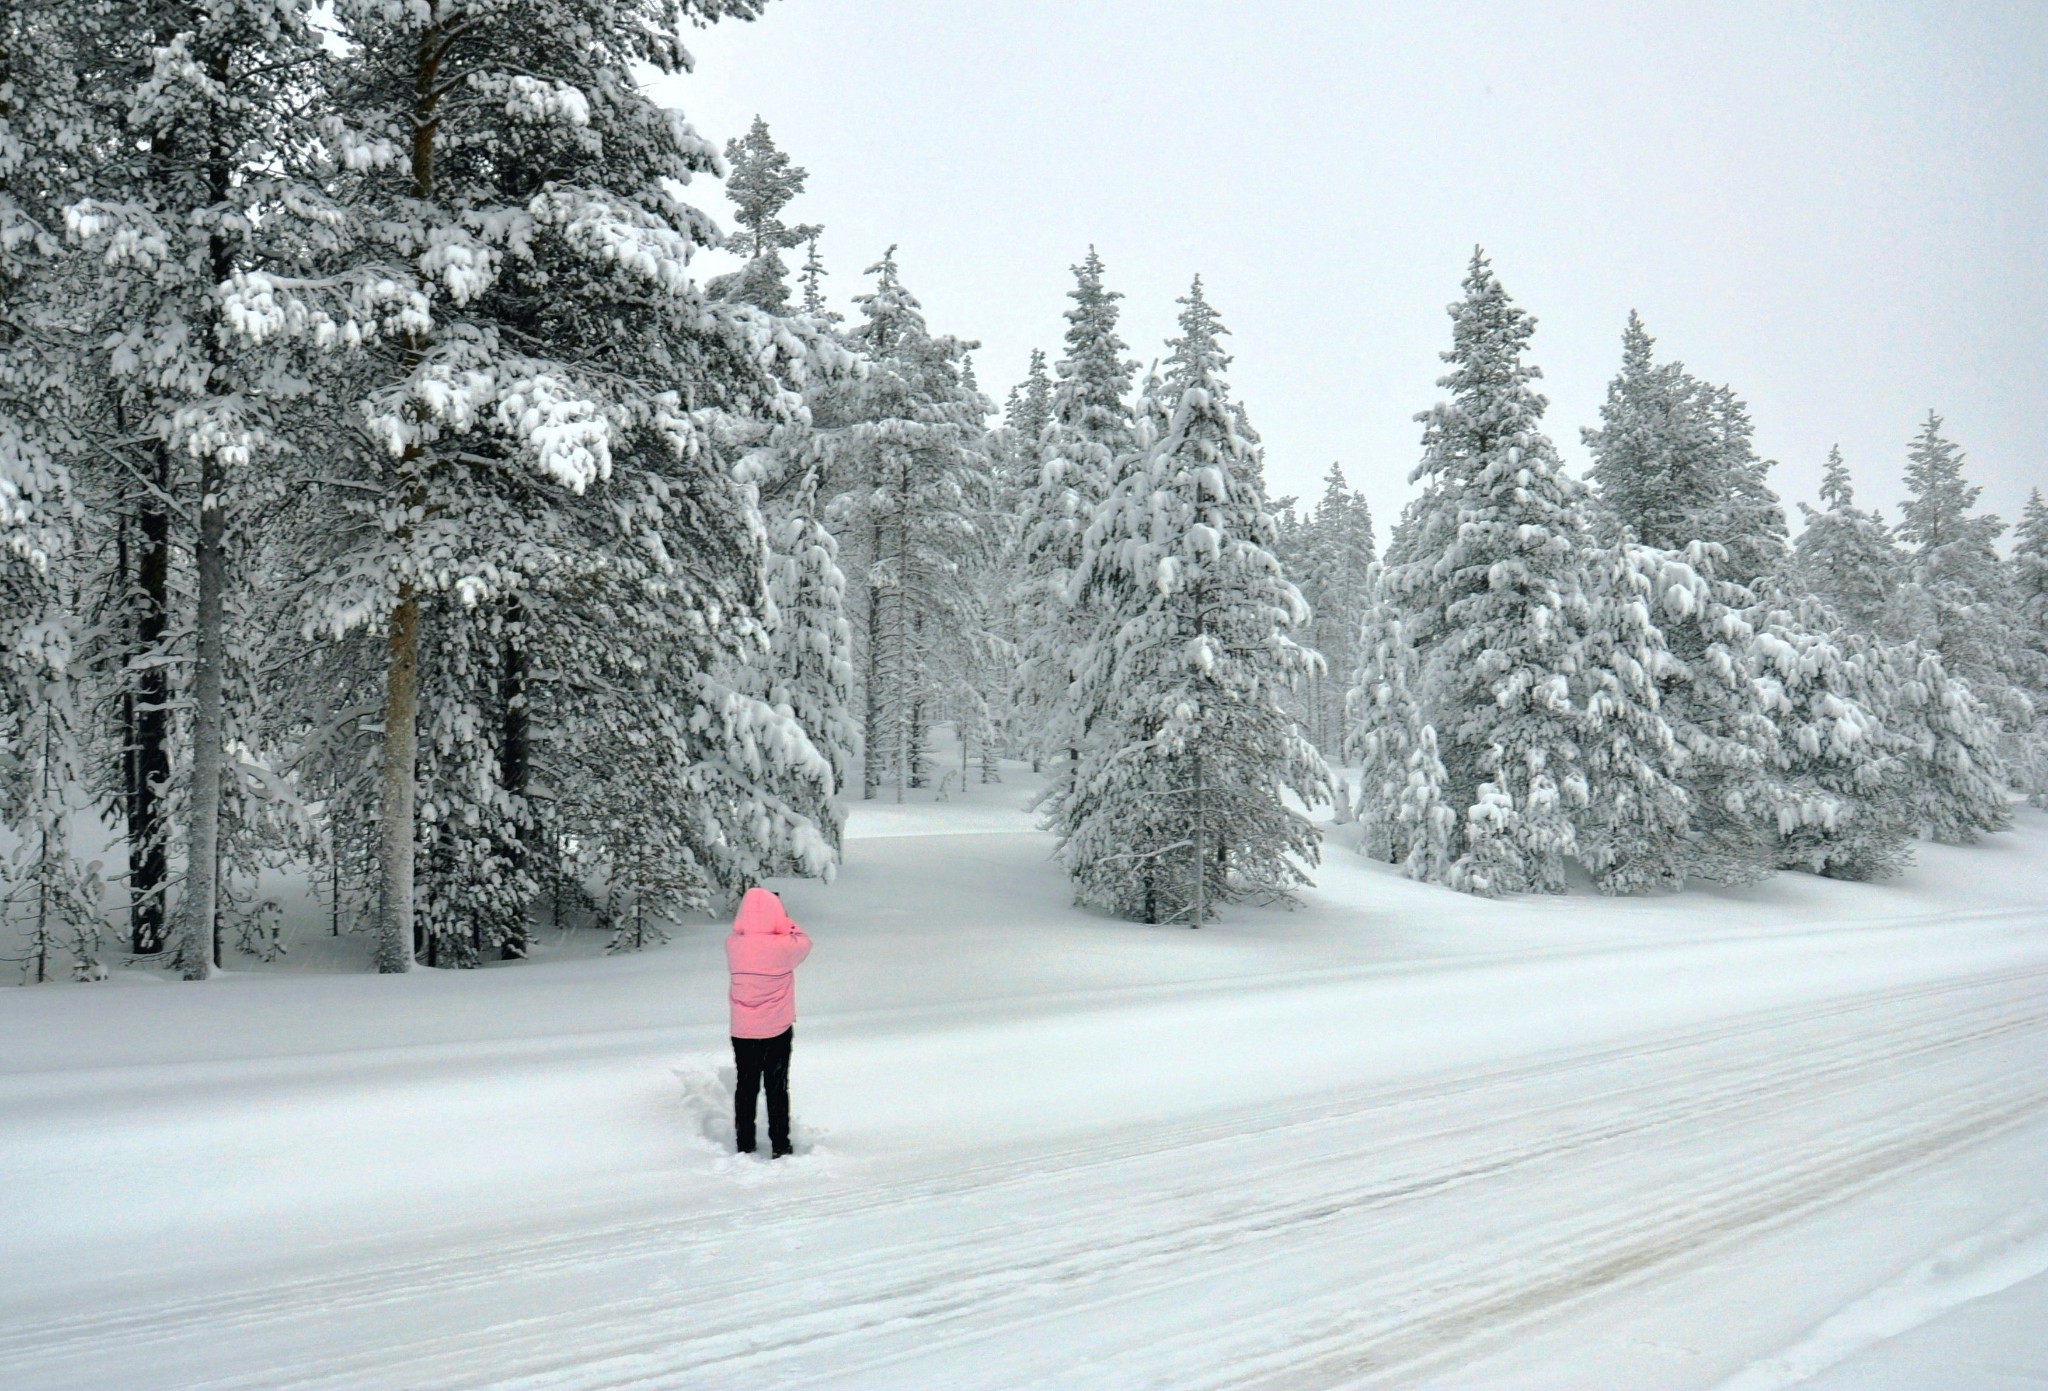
[{"left": 3, "top": 766, "right": 2045, "bottom": 1389}]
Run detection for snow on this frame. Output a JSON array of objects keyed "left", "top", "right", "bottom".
[{"left": 3, "top": 768, "right": 2045, "bottom": 1388}]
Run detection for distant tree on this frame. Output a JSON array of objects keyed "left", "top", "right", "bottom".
[
  {"left": 1291, "top": 463, "right": 1376, "bottom": 753},
  {"left": 716, "top": 115, "right": 821, "bottom": 312},
  {"left": 1015, "top": 250, "right": 1137, "bottom": 778},
  {"left": 828, "top": 249, "right": 993, "bottom": 799},
  {"left": 1793, "top": 446, "right": 1901, "bottom": 634},
  {"left": 2010, "top": 488, "right": 2048, "bottom": 803},
  {"left": 1888, "top": 414, "right": 2025, "bottom": 730},
  {"left": 1584, "top": 312, "right": 1788, "bottom": 590}
]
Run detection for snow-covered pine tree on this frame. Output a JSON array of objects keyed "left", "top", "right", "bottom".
[
  {"left": 1387, "top": 252, "right": 1680, "bottom": 895},
  {"left": 1580, "top": 317, "right": 1808, "bottom": 886},
  {"left": 246, "top": 0, "right": 834, "bottom": 967},
  {"left": 1872, "top": 640, "right": 2011, "bottom": 844},
  {"left": 1058, "top": 278, "right": 1326, "bottom": 923},
  {"left": 1344, "top": 565, "right": 1455, "bottom": 879},
  {"left": 798, "top": 236, "right": 837, "bottom": 321},
  {"left": 1700, "top": 385, "right": 1791, "bottom": 592},
  {"left": 1750, "top": 598, "right": 1914, "bottom": 880},
  {"left": 825, "top": 248, "right": 993, "bottom": 799},
  {"left": 52, "top": 0, "right": 353, "bottom": 979},
  {"left": 1594, "top": 542, "right": 1779, "bottom": 886},
  {"left": 1293, "top": 463, "right": 1376, "bottom": 754},
  {"left": 1888, "top": 411, "right": 2030, "bottom": 753},
  {"left": 712, "top": 115, "right": 820, "bottom": 313},
  {"left": 1793, "top": 446, "right": 1902, "bottom": 634},
  {"left": 760, "top": 462, "right": 859, "bottom": 850},
  {"left": 1, "top": 1, "right": 100, "bottom": 982},
  {"left": 1583, "top": 313, "right": 1787, "bottom": 590},
  {"left": 2012, "top": 489, "right": 2048, "bottom": 804},
  {"left": 1014, "top": 250, "right": 1138, "bottom": 778}
]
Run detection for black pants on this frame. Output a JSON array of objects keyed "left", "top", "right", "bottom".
[{"left": 732, "top": 1027, "right": 793, "bottom": 1155}]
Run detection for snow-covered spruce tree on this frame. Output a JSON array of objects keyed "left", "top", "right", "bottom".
[
  {"left": 1385, "top": 251, "right": 1679, "bottom": 895},
  {"left": 1597, "top": 542, "right": 1781, "bottom": 885},
  {"left": 2012, "top": 488, "right": 2048, "bottom": 804},
  {"left": 760, "top": 463, "right": 859, "bottom": 849},
  {"left": 711, "top": 115, "right": 819, "bottom": 313},
  {"left": 1699, "top": 385, "right": 1791, "bottom": 592},
  {"left": 1344, "top": 565, "right": 1455, "bottom": 878},
  {"left": 1291, "top": 462, "right": 1376, "bottom": 754},
  {"left": 0, "top": 2, "right": 102, "bottom": 981},
  {"left": 1749, "top": 599, "right": 1913, "bottom": 879},
  {"left": 797, "top": 235, "right": 836, "bottom": 321},
  {"left": 1057, "top": 278, "right": 1326, "bottom": 924},
  {"left": 1581, "top": 325, "right": 1788, "bottom": 884},
  {"left": 1014, "top": 249, "right": 1138, "bottom": 778},
  {"left": 1582, "top": 312, "right": 1787, "bottom": 590},
  {"left": 825, "top": 248, "right": 993, "bottom": 800},
  {"left": 1874, "top": 641, "right": 2011, "bottom": 844},
  {"left": 255, "top": 0, "right": 839, "bottom": 968},
  {"left": 1888, "top": 412, "right": 2031, "bottom": 755},
  {"left": 1793, "top": 446, "right": 1902, "bottom": 635}
]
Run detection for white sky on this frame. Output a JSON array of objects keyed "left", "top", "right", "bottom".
[{"left": 652, "top": 1, "right": 2047, "bottom": 545}]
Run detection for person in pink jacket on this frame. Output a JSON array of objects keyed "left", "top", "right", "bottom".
[{"left": 726, "top": 886, "right": 812, "bottom": 1157}]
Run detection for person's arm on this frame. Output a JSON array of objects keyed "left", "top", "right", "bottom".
[{"left": 785, "top": 925, "right": 812, "bottom": 969}]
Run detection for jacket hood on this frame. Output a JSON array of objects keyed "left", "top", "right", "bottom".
[{"left": 732, "top": 887, "right": 795, "bottom": 936}]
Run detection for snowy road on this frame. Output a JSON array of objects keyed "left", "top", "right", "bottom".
[{"left": 4, "top": 813, "right": 2046, "bottom": 1388}]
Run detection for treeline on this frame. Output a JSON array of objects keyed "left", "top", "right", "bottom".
[
  {"left": 1345, "top": 258, "right": 2044, "bottom": 895},
  {"left": 4, "top": 2, "right": 2044, "bottom": 982}
]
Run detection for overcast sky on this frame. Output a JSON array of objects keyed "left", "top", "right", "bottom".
[{"left": 653, "top": 1, "right": 2046, "bottom": 546}]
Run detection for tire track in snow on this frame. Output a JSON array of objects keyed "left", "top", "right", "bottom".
[
  {"left": 614, "top": 995, "right": 2046, "bottom": 1391},
  {"left": 10, "top": 963, "right": 2035, "bottom": 1359},
  {"left": 17, "top": 962, "right": 2029, "bottom": 1391}
]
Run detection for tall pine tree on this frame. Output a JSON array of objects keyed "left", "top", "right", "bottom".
[{"left": 1057, "top": 278, "right": 1325, "bottom": 923}]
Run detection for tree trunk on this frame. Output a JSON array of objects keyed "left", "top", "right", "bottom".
[
  {"left": 1190, "top": 748, "right": 1205, "bottom": 929},
  {"left": 128, "top": 447, "right": 173, "bottom": 955},
  {"left": 499, "top": 609, "right": 530, "bottom": 960},
  {"left": 374, "top": 12, "right": 448, "bottom": 973},
  {"left": 375, "top": 585, "right": 420, "bottom": 973},
  {"left": 178, "top": 453, "right": 226, "bottom": 979},
  {"left": 863, "top": 568, "right": 882, "bottom": 800},
  {"left": 177, "top": 52, "right": 239, "bottom": 982}
]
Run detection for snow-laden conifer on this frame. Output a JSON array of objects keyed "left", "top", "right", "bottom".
[
  {"left": 1289, "top": 464, "right": 1376, "bottom": 753},
  {"left": 1793, "top": 447, "right": 1901, "bottom": 634},
  {"left": 822, "top": 249, "right": 993, "bottom": 798},
  {"left": 713, "top": 116, "right": 821, "bottom": 313},
  {"left": 51, "top": 0, "right": 353, "bottom": 978},
  {"left": 1887, "top": 412, "right": 2030, "bottom": 748},
  {"left": 2012, "top": 489, "right": 2048, "bottom": 804},
  {"left": 1057, "top": 279, "right": 1325, "bottom": 923},
  {"left": 1583, "top": 313, "right": 1787, "bottom": 589},
  {"left": 1345, "top": 566, "right": 1455, "bottom": 879},
  {"left": 1385, "top": 252, "right": 1681, "bottom": 894},
  {"left": 242, "top": 0, "right": 826, "bottom": 965},
  {"left": 1014, "top": 250, "right": 1137, "bottom": 774},
  {"left": 1750, "top": 599, "right": 1913, "bottom": 879}
]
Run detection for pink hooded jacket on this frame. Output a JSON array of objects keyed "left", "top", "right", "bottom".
[{"left": 726, "top": 888, "right": 812, "bottom": 1038}]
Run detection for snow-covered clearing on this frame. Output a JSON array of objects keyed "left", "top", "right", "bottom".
[{"left": 4, "top": 776, "right": 2045, "bottom": 1389}]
